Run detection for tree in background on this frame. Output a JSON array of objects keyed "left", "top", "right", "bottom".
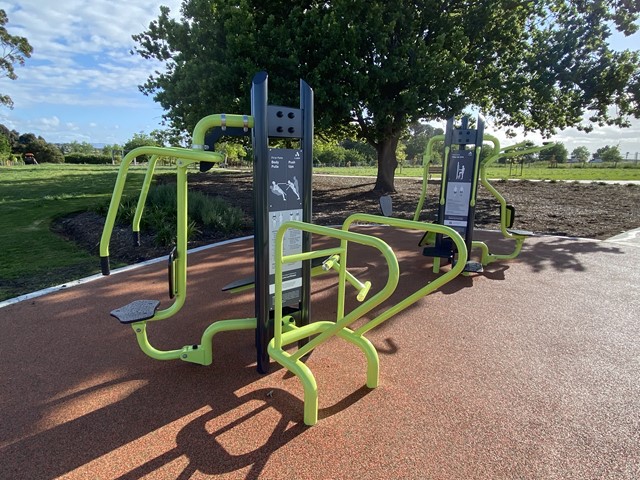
[
  {"left": 101, "top": 144, "right": 122, "bottom": 155},
  {"left": 0, "top": 132, "right": 10, "bottom": 161},
  {"left": 404, "top": 122, "right": 445, "bottom": 165},
  {"left": 150, "top": 128, "right": 189, "bottom": 147},
  {"left": 123, "top": 132, "right": 159, "bottom": 151},
  {"left": 123, "top": 132, "right": 161, "bottom": 162},
  {"left": 539, "top": 142, "right": 569, "bottom": 165},
  {"left": 133, "top": 0, "right": 639, "bottom": 193},
  {"left": 571, "top": 146, "right": 591, "bottom": 165},
  {"left": 0, "top": 123, "right": 18, "bottom": 150},
  {"left": 14, "top": 133, "right": 64, "bottom": 163},
  {"left": 60, "top": 141, "right": 97, "bottom": 155},
  {"left": 480, "top": 143, "right": 499, "bottom": 164},
  {"left": 1, "top": 9, "right": 33, "bottom": 109},
  {"left": 595, "top": 145, "right": 624, "bottom": 166},
  {"left": 340, "top": 139, "right": 377, "bottom": 165},
  {"left": 217, "top": 141, "right": 247, "bottom": 165}
]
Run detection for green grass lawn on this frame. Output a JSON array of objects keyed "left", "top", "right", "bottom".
[
  {"left": 316, "top": 163, "right": 640, "bottom": 181},
  {"left": 0, "top": 164, "right": 161, "bottom": 301}
]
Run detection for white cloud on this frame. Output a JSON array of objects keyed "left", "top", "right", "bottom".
[
  {"left": 2, "top": 0, "right": 639, "bottom": 151},
  {"left": 40, "top": 116, "right": 60, "bottom": 127},
  {"left": 3, "top": 0, "right": 181, "bottom": 107}
]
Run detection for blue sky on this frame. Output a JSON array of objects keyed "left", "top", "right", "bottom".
[{"left": 1, "top": 1, "right": 639, "bottom": 157}]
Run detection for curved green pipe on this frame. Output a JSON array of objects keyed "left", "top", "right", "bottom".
[
  {"left": 341, "top": 214, "right": 468, "bottom": 334},
  {"left": 414, "top": 134, "right": 444, "bottom": 221}
]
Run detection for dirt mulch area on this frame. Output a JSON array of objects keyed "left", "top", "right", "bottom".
[{"left": 52, "top": 172, "right": 640, "bottom": 267}]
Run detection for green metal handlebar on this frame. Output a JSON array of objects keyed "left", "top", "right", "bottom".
[
  {"left": 481, "top": 139, "right": 554, "bottom": 168},
  {"left": 99, "top": 146, "right": 225, "bottom": 275},
  {"left": 273, "top": 220, "right": 400, "bottom": 354},
  {"left": 100, "top": 114, "right": 255, "bottom": 275},
  {"left": 191, "top": 114, "right": 254, "bottom": 149},
  {"left": 341, "top": 214, "right": 468, "bottom": 335}
]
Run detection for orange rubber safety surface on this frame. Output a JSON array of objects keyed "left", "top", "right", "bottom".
[{"left": 1, "top": 228, "right": 638, "bottom": 479}]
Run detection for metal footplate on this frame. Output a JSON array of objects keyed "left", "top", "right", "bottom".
[
  {"left": 110, "top": 300, "right": 160, "bottom": 324},
  {"left": 506, "top": 228, "right": 535, "bottom": 237},
  {"left": 452, "top": 259, "right": 484, "bottom": 273},
  {"left": 463, "top": 261, "right": 484, "bottom": 273}
]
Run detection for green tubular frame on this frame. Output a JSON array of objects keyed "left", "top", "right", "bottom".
[
  {"left": 268, "top": 216, "right": 467, "bottom": 426},
  {"left": 132, "top": 154, "right": 160, "bottom": 239},
  {"left": 268, "top": 221, "right": 400, "bottom": 426},
  {"left": 342, "top": 214, "right": 468, "bottom": 332},
  {"left": 413, "top": 132, "right": 554, "bottom": 268},
  {"left": 101, "top": 114, "right": 258, "bottom": 363},
  {"left": 412, "top": 134, "right": 441, "bottom": 222},
  {"left": 131, "top": 114, "right": 255, "bottom": 241},
  {"left": 473, "top": 135, "right": 554, "bottom": 266}
]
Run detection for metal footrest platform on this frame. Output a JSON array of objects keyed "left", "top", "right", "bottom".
[
  {"left": 110, "top": 300, "right": 160, "bottom": 324},
  {"left": 507, "top": 228, "right": 535, "bottom": 237},
  {"left": 422, "top": 241, "right": 454, "bottom": 259},
  {"left": 463, "top": 261, "right": 484, "bottom": 273}
]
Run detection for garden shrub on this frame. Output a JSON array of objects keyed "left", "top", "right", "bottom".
[{"left": 104, "top": 183, "right": 245, "bottom": 247}]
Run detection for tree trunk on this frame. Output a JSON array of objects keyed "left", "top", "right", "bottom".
[{"left": 373, "top": 133, "right": 401, "bottom": 194}]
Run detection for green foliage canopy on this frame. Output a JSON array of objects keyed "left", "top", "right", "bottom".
[
  {"left": 539, "top": 142, "right": 569, "bottom": 164},
  {"left": 0, "top": 132, "right": 10, "bottom": 160},
  {"left": 595, "top": 144, "right": 624, "bottom": 164},
  {"left": 61, "top": 141, "right": 97, "bottom": 155},
  {"left": 571, "top": 146, "right": 591, "bottom": 163},
  {"left": 1, "top": 9, "right": 33, "bottom": 109},
  {"left": 133, "top": 0, "right": 640, "bottom": 192},
  {"left": 123, "top": 132, "right": 161, "bottom": 162},
  {"left": 15, "top": 132, "right": 64, "bottom": 163}
]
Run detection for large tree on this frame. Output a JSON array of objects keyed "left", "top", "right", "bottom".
[
  {"left": 1, "top": 9, "right": 33, "bottom": 109},
  {"left": 134, "top": 0, "right": 640, "bottom": 193},
  {"left": 539, "top": 141, "right": 569, "bottom": 164}
]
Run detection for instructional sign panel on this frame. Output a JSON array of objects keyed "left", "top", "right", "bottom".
[
  {"left": 268, "top": 148, "right": 303, "bottom": 308},
  {"left": 443, "top": 149, "right": 475, "bottom": 235}
]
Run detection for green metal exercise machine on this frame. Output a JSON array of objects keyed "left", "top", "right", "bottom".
[
  {"left": 472, "top": 137, "right": 554, "bottom": 265},
  {"left": 414, "top": 120, "right": 553, "bottom": 271},
  {"left": 100, "top": 73, "right": 469, "bottom": 425},
  {"left": 417, "top": 115, "right": 486, "bottom": 273}
]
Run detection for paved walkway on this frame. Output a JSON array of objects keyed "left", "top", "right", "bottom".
[
  {"left": 1, "top": 229, "right": 639, "bottom": 479},
  {"left": 606, "top": 226, "right": 640, "bottom": 247}
]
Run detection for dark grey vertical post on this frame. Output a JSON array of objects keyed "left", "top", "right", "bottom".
[
  {"left": 251, "top": 71, "right": 272, "bottom": 374},
  {"left": 299, "top": 80, "right": 314, "bottom": 341}
]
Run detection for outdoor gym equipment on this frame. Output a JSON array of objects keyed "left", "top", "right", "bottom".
[
  {"left": 414, "top": 118, "right": 553, "bottom": 272},
  {"left": 473, "top": 138, "right": 554, "bottom": 264},
  {"left": 415, "top": 115, "right": 487, "bottom": 273},
  {"left": 100, "top": 72, "right": 469, "bottom": 425},
  {"left": 102, "top": 72, "right": 313, "bottom": 376}
]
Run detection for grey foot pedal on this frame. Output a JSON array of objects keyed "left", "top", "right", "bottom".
[
  {"left": 422, "top": 241, "right": 454, "bottom": 259},
  {"left": 111, "top": 300, "right": 160, "bottom": 324},
  {"left": 507, "top": 228, "right": 535, "bottom": 237},
  {"left": 379, "top": 195, "right": 393, "bottom": 217},
  {"left": 222, "top": 276, "right": 254, "bottom": 292},
  {"left": 463, "top": 261, "right": 484, "bottom": 273}
]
